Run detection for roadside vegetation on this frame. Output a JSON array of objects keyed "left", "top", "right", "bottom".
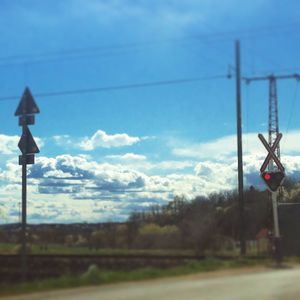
[
  {"left": 0, "top": 257, "right": 270, "bottom": 297},
  {"left": 0, "top": 185, "right": 288, "bottom": 256},
  {"left": 1, "top": 179, "right": 300, "bottom": 296}
]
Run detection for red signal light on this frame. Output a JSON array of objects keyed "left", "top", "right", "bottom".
[{"left": 261, "top": 171, "right": 285, "bottom": 192}]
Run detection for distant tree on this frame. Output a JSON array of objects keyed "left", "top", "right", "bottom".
[
  {"left": 133, "top": 223, "right": 180, "bottom": 249},
  {"left": 89, "top": 230, "right": 106, "bottom": 250},
  {"left": 0, "top": 229, "right": 7, "bottom": 243},
  {"left": 115, "top": 224, "right": 129, "bottom": 248},
  {"left": 64, "top": 234, "right": 75, "bottom": 247},
  {"left": 178, "top": 198, "right": 219, "bottom": 253}
]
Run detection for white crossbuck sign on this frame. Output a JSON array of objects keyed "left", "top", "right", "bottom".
[{"left": 258, "top": 133, "right": 285, "bottom": 173}]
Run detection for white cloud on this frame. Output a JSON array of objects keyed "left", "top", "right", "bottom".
[
  {"left": 105, "top": 153, "right": 194, "bottom": 172},
  {"left": 52, "top": 135, "right": 73, "bottom": 147},
  {"left": 79, "top": 130, "right": 140, "bottom": 150},
  {"left": 0, "top": 135, "right": 19, "bottom": 155},
  {"left": 195, "top": 161, "right": 236, "bottom": 186},
  {"left": 2, "top": 129, "right": 300, "bottom": 223},
  {"left": 172, "top": 134, "right": 240, "bottom": 159},
  {"left": 0, "top": 134, "right": 43, "bottom": 155},
  {"left": 172, "top": 130, "right": 300, "bottom": 160},
  {"left": 153, "top": 160, "right": 194, "bottom": 171},
  {"left": 106, "top": 153, "right": 147, "bottom": 162},
  {"left": 24, "top": 154, "right": 234, "bottom": 203}
]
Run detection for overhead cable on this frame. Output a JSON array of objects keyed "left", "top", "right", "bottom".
[{"left": 0, "top": 74, "right": 230, "bottom": 101}]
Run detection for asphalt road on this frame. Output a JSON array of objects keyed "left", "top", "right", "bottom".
[{"left": 3, "top": 266, "right": 300, "bottom": 300}]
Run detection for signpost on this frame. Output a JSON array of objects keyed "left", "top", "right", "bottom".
[
  {"left": 259, "top": 133, "right": 285, "bottom": 265},
  {"left": 15, "top": 87, "right": 40, "bottom": 281}
]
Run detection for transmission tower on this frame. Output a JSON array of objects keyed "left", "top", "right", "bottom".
[
  {"left": 245, "top": 74, "right": 300, "bottom": 171},
  {"left": 268, "top": 75, "right": 280, "bottom": 171}
]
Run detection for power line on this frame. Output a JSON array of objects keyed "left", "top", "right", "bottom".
[
  {"left": 0, "top": 74, "right": 230, "bottom": 101},
  {"left": 0, "top": 22, "right": 299, "bottom": 66},
  {"left": 246, "top": 67, "right": 300, "bottom": 77},
  {"left": 285, "top": 82, "right": 300, "bottom": 134},
  {"left": 0, "top": 42, "right": 229, "bottom": 69}
]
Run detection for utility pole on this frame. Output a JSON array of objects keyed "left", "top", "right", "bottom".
[
  {"left": 18, "top": 201, "right": 21, "bottom": 223},
  {"left": 235, "top": 40, "right": 246, "bottom": 255},
  {"left": 245, "top": 73, "right": 300, "bottom": 264}
]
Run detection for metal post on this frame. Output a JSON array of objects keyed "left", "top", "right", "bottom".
[
  {"left": 18, "top": 202, "right": 21, "bottom": 223},
  {"left": 235, "top": 40, "right": 246, "bottom": 255},
  {"left": 21, "top": 125, "right": 27, "bottom": 281},
  {"left": 272, "top": 191, "right": 282, "bottom": 264},
  {"left": 272, "top": 192, "right": 280, "bottom": 236},
  {"left": 15, "top": 87, "right": 40, "bottom": 281}
]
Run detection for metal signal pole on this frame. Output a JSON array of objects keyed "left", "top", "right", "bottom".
[
  {"left": 21, "top": 124, "right": 27, "bottom": 281},
  {"left": 245, "top": 73, "right": 300, "bottom": 264},
  {"left": 15, "top": 87, "right": 40, "bottom": 281},
  {"left": 235, "top": 40, "right": 246, "bottom": 255}
]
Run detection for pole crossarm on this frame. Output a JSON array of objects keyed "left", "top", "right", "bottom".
[{"left": 243, "top": 73, "right": 300, "bottom": 84}]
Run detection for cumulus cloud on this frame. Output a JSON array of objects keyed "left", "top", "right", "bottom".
[
  {"left": 1, "top": 129, "right": 300, "bottom": 223},
  {"left": 172, "top": 130, "right": 300, "bottom": 160},
  {"left": 24, "top": 154, "right": 231, "bottom": 202},
  {"left": 106, "top": 153, "right": 147, "bottom": 162},
  {"left": 0, "top": 135, "right": 19, "bottom": 155},
  {"left": 0, "top": 134, "right": 43, "bottom": 155},
  {"left": 28, "top": 155, "right": 149, "bottom": 194},
  {"left": 105, "top": 154, "right": 194, "bottom": 172},
  {"left": 195, "top": 161, "right": 236, "bottom": 186},
  {"left": 52, "top": 135, "right": 73, "bottom": 148},
  {"left": 79, "top": 130, "right": 140, "bottom": 150},
  {"left": 153, "top": 160, "right": 194, "bottom": 171}
]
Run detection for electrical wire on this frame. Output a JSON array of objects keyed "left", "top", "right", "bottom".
[
  {"left": 0, "top": 22, "right": 299, "bottom": 66},
  {"left": 0, "top": 74, "right": 230, "bottom": 101},
  {"left": 248, "top": 67, "right": 300, "bottom": 76},
  {"left": 0, "top": 40, "right": 231, "bottom": 71},
  {"left": 285, "top": 82, "right": 300, "bottom": 135}
]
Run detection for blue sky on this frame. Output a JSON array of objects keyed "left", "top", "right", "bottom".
[{"left": 0, "top": 0, "right": 300, "bottom": 223}]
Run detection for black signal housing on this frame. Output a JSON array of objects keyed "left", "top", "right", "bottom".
[{"left": 261, "top": 171, "right": 285, "bottom": 192}]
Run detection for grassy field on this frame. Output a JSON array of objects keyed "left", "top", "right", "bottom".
[
  {"left": 0, "top": 243, "right": 200, "bottom": 256},
  {"left": 0, "top": 242, "right": 270, "bottom": 297},
  {"left": 0, "top": 257, "right": 270, "bottom": 297},
  {"left": 0, "top": 242, "right": 256, "bottom": 256}
]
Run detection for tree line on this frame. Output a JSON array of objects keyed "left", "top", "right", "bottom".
[{"left": 1, "top": 178, "right": 299, "bottom": 254}]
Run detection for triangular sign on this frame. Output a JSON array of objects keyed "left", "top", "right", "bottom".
[
  {"left": 15, "top": 87, "right": 40, "bottom": 116},
  {"left": 18, "top": 126, "right": 40, "bottom": 154}
]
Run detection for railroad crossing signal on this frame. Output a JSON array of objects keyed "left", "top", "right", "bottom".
[
  {"left": 258, "top": 133, "right": 284, "bottom": 173},
  {"left": 261, "top": 171, "right": 285, "bottom": 192},
  {"left": 258, "top": 133, "right": 285, "bottom": 192}
]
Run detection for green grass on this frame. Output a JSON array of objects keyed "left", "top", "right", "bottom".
[
  {"left": 0, "top": 243, "right": 250, "bottom": 257},
  {"left": 0, "top": 257, "right": 269, "bottom": 297},
  {"left": 0, "top": 243, "right": 199, "bottom": 256},
  {"left": 0, "top": 243, "right": 16, "bottom": 253},
  {"left": 0, "top": 242, "right": 260, "bottom": 257}
]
